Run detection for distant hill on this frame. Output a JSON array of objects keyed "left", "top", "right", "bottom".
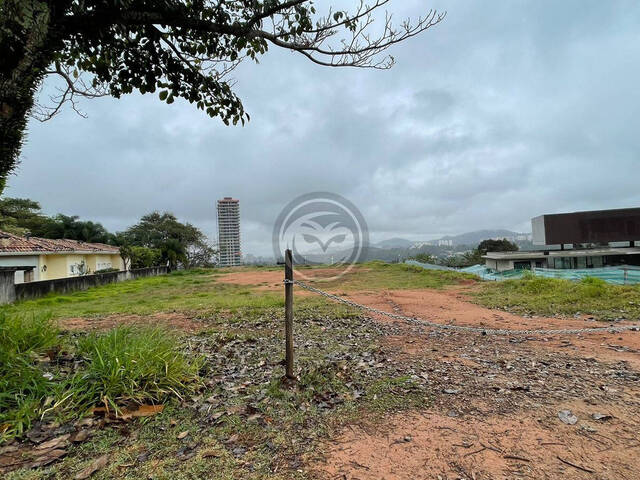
[
  {"left": 375, "top": 238, "right": 414, "bottom": 249},
  {"left": 368, "top": 230, "right": 532, "bottom": 250}
]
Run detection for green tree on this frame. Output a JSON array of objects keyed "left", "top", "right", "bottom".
[
  {"left": 121, "top": 212, "right": 210, "bottom": 269},
  {"left": 185, "top": 238, "right": 217, "bottom": 268},
  {"left": 477, "top": 239, "right": 518, "bottom": 255},
  {"left": 120, "top": 245, "right": 163, "bottom": 269},
  {"left": 440, "top": 255, "right": 465, "bottom": 268},
  {"left": 0, "top": 1, "right": 444, "bottom": 189},
  {"left": 34, "top": 214, "right": 114, "bottom": 243},
  {"left": 410, "top": 253, "right": 437, "bottom": 264},
  {"left": 0, "top": 197, "right": 47, "bottom": 234}
]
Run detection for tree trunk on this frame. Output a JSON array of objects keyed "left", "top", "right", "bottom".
[{"left": 0, "top": 1, "right": 58, "bottom": 191}]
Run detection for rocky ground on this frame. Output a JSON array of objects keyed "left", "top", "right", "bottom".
[{"left": 311, "top": 289, "right": 640, "bottom": 479}]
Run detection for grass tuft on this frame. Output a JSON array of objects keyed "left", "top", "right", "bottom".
[
  {"left": 0, "top": 312, "right": 60, "bottom": 440},
  {"left": 70, "top": 326, "right": 202, "bottom": 413}
]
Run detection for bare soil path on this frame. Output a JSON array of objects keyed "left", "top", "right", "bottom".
[{"left": 217, "top": 270, "right": 640, "bottom": 480}]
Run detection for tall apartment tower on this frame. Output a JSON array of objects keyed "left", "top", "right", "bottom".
[{"left": 216, "top": 197, "right": 241, "bottom": 267}]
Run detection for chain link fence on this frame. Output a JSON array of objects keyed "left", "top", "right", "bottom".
[{"left": 286, "top": 279, "right": 640, "bottom": 336}]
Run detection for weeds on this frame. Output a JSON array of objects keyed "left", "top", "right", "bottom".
[
  {"left": 0, "top": 311, "right": 59, "bottom": 354},
  {"left": 475, "top": 274, "right": 640, "bottom": 320},
  {"left": 1, "top": 321, "right": 201, "bottom": 442},
  {"left": 69, "top": 327, "right": 202, "bottom": 414},
  {"left": 0, "top": 312, "right": 60, "bottom": 440}
]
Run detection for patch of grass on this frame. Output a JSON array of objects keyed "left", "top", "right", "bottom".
[
  {"left": 312, "top": 261, "right": 475, "bottom": 291},
  {"left": 1, "top": 321, "right": 202, "bottom": 442},
  {"left": 474, "top": 273, "right": 640, "bottom": 320},
  {"left": 0, "top": 311, "right": 59, "bottom": 354},
  {"left": 69, "top": 326, "right": 202, "bottom": 413},
  {"left": 0, "top": 312, "right": 61, "bottom": 440},
  {"left": 1, "top": 269, "right": 282, "bottom": 320}
]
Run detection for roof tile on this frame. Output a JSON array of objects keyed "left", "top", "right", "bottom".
[{"left": 0, "top": 231, "right": 120, "bottom": 254}]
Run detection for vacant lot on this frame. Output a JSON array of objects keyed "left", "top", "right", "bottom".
[{"left": 1, "top": 263, "right": 639, "bottom": 479}]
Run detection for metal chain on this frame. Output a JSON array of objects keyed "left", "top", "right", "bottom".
[{"left": 285, "top": 279, "right": 640, "bottom": 336}]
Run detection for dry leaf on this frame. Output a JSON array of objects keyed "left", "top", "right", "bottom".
[
  {"left": 210, "top": 412, "right": 225, "bottom": 421},
  {"left": 92, "top": 404, "right": 164, "bottom": 421},
  {"left": 70, "top": 430, "right": 90, "bottom": 443},
  {"left": 226, "top": 405, "right": 245, "bottom": 415},
  {"left": 74, "top": 454, "right": 109, "bottom": 479},
  {"left": 119, "top": 404, "right": 165, "bottom": 420},
  {"left": 201, "top": 450, "right": 221, "bottom": 458},
  {"left": 36, "top": 434, "right": 70, "bottom": 450},
  {"left": 177, "top": 431, "right": 189, "bottom": 439},
  {"left": 29, "top": 449, "right": 67, "bottom": 468}
]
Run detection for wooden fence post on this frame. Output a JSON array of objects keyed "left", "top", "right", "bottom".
[{"left": 284, "top": 249, "right": 295, "bottom": 380}]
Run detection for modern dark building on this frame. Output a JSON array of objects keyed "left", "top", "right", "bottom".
[{"left": 484, "top": 207, "right": 640, "bottom": 272}]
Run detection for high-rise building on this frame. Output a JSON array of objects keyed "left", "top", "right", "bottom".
[{"left": 217, "top": 197, "right": 241, "bottom": 267}]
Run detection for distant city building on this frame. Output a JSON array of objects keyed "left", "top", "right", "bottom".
[{"left": 216, "top": 197, "right": 241, "bottom": 267}]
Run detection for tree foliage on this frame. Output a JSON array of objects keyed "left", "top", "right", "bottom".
[
  {"left": 477, "top": 238, "right": 519, "bottom": 255},
  {"left": 0, "top": 197, "right": 46, "bottom": 235},
  {"left": 119, "top": 245, "right": 162, "bottom": 269},
  {"left": 441, "top": 239, "right": 519, "bottom": 268},
  {"left": 0, "top": 1, "right": 444, "bottom": 188},
  {"left": 35, "top": 214, "right": 115, "bottom": 243},
  {"left": 120, "top": 211, "right": 213, "bottom": 269},
  {"left": 0, "top": 197, "right": 114, "bottom": 243},
  {"left": 410, "top": 253, "right": 437, "bottom": 264}
]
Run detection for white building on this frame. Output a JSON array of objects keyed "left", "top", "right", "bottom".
[{"left": 216, "top": 197, "right": 241, "bottom": 267}]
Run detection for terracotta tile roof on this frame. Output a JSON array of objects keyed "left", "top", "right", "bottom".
[{"left": 0, "top": 231, "right": 120, "bottom": 254}]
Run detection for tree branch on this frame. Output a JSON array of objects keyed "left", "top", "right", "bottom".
[{"left": 34, "top": 61, "right": 108, "bottom": 121}]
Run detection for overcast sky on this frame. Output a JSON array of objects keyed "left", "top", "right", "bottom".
[{"left": 7, "top": 0, "right": 640, "bottom": 256}]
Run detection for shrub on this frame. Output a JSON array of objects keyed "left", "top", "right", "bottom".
[
  {"left": 95, "top": 267, "right": 120, "bottom": 274},
  {"left": 71, "top": 327, "right": 201, "bottom": 413},
  {"left": 577, "top": 276, "right": 607, "bottom": 298}
]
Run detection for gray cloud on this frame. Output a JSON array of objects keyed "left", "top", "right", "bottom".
[{"left": 7, "top": 0, "right": 640, "bottom": 255}]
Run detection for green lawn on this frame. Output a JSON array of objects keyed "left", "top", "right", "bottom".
[{"left": 1, "top": 270, "right": 284, "bottom": 319}]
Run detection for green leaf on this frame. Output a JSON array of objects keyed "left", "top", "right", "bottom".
[{"left": 159, "top": 91, "right": 168, "bottom": 101}]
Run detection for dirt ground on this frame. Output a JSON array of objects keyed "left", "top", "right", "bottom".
[
  {"left": 216, "top": 267, "right": 359, "bottom": 290},
  {"left": 217, "top": 269, "right": 640, "bottom": 480}
]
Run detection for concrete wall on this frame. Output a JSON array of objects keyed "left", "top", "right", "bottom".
[
  {"left": 0, "top": 271, "right": 16, "bottom": 303},
  {"left": 0, "top": 256, "right": 40, "bottom": 283},
  {"left": 0, "top": 266, "right": 168, "bottom": 304},
  {"left": 485, "top": 259, "right": 515, "bottom": 272}
]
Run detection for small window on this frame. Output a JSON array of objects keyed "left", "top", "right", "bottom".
[{"left": 514, "top": 261, "right": 531, "bottom": 270}]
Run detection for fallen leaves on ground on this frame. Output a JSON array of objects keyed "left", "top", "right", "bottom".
[{"left": 74, "top": 454, "right": 109, "bottom": 479}]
